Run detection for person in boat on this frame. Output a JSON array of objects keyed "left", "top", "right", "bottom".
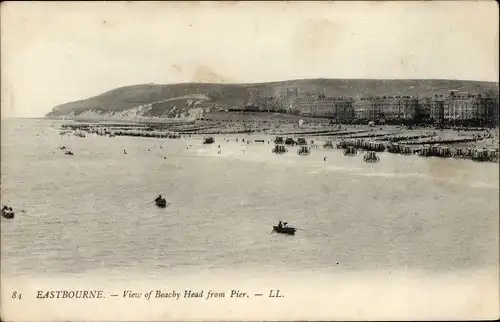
[
  {"left": 2, "top": 205, "right": 13, "bottom": 214},
  {"left": 278, "top": 221, "right": 283, "bottom": 228},
  {"left": 155, "top": 194, "right": 164, "bottom": 203}
]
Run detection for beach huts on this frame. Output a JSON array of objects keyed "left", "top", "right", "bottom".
[
  {"left": 343, "top": 146, "right": 357, "bottom": 156},
  {"left": 297, "top": 146, "right": 311, "bottom": 156},
  {"left": 272, "top": 145, "right": 288, "bottom": 154},
  {"left": 363, "top": 151, "right": 380, "bottom": 163},
  {"left": 323, "top": 140, "right": 335, "bottom": 148},
  {"left": 296, "top": 138, "right": 307, "bottom": 145}
]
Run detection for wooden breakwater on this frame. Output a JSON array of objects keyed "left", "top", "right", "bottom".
[
  {"left": 178, "top": 129, "right": 256, "bottom": 135},
  {"left": 383, "top": 134, "right": 437, "bottom": 142},
  {"left": 62, "top": 123, "right": 182, "bottom": 139},
  {"left": 111, "top": 130, "right": 181, "bottom": 139},
  {"left": 402, "top": 137, "right": 483, "bottom": 146},
  {"left": 307, "top": 130, "right": 370, "bottom": 137},
  {"left": 340, "top": 132, "right": 397, "bottom": 139},
  {"left": 176, "top": 125, "right": 222, "bottom": 133},
  {"left": 266, "top": 129, "right": 343, "bottom": 136}
]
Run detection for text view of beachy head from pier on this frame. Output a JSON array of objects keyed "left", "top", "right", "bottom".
[{"left": 1, "top": 1, "right": 499, "bottom": 118}]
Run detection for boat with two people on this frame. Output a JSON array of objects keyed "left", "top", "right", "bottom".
[
  {"left": 272, "top": 221, "right": 296, "bottom": 235},
  {"left": 154, "top": 194, "right": 168, "bottom": 208},
  {"left": 2, "top": 205, "right": 15, "bottom": 219}
]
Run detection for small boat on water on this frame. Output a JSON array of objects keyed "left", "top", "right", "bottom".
[
  {"left": 154, "top": 195, "right": 168, "bottom": 208},
  {"left": 272, "top": 221, "right": 296, "bottom": 235},
  {"left": 1, "top": 206, "right": 14, "bottom": 219},
  {"left": 203, "top": 137, "right": 215, "bottom": 144}
]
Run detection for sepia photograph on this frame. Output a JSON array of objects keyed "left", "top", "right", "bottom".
[{"left": 1, "top": 1, "right": 499, "bottom": 321}]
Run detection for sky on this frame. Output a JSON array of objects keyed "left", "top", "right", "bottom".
[{"left": 1, "top": 1, "right": 499, "bottom": 118}]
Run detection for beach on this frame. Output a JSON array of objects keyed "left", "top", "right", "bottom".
[{"left": 59, "top": 114, "right": 500, "bottom": 162}]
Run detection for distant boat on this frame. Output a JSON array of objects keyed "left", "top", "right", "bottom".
[
  {"left": 273, "top": 222, "right": 296, "bottom": 235},
  {"left": 272, "top": 225, "right": 296, "bottom": 235},
  {"left": 1, "top": 206, "right": 14, "bottom": 219},
  {"left": 155, "top": 197, "right": 168, "bottom": 208},
  {"left": 203, "top": 137, "right": 215, "bottom": 144}
]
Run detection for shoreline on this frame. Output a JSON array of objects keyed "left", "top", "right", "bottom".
[{"left": 56, "top": 119, "right": 500, "bottom": 163}]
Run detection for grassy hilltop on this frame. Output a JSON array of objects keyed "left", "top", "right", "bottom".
[{"left": 45, "top": 79, "right": 499, "bottom": 119}]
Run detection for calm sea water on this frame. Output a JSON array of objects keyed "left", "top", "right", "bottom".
[{"left": 1, "top": 119, "right": 499, "bottom": 279}]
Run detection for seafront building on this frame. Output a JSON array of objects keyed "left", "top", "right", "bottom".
[
  {"left": 292, "top": 95, "right": 355, "bottom": 121},
  {"left": 245, "top": 88, "right": 499, "bottom": 126},
  {"left": 431, "top": 90, "right": 499, "bottom": 126},
  {"left": 292, "top": 95, "right": 419, "bottom": 122},
  {"left": 483, "top": 95, "right": 500, "bottom": 126}
]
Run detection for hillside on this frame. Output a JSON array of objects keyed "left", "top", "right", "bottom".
[{"left": 46, "top": 79, "right": 499, "bottom": 120}]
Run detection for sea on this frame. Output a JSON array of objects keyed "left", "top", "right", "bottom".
[{"left": 1, "top": 118, "right": 499, "bottom": 320}]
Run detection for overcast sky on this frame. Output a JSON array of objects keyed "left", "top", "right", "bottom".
[{"left": 1, "top": 1, "right": 498, "bottom": 118}]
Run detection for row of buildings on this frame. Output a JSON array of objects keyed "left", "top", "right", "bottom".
[{"left": 247, "top": 88, "right": 499, "bottom": 126}]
